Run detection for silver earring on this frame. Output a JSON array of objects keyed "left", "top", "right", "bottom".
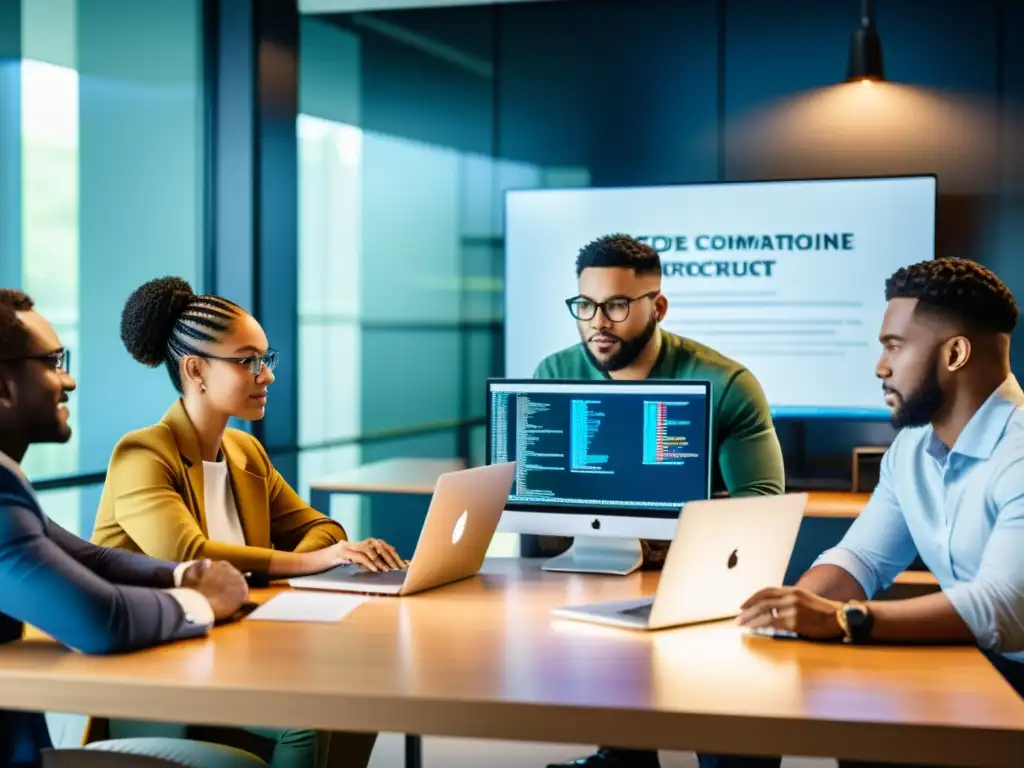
[{"left": 200, "top": 383, "right": 206, "bottom": 393}]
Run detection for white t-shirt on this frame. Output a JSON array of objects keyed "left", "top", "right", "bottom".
[{"left": 202, "top": 460, "right": 246, "bottom": 545}]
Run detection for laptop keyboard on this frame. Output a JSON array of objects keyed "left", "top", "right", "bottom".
[
  {"left": 305, "top": 563, "right": 409, "bottom": 586},
  {"left": 338, "top": 564, "right": 409, "bottom": 586},
  {"left": 618, "top": 602, "right": 653, "bottom": 620},
  {"left": 350, "top": 564, "right": 408, "bottom": 576}
]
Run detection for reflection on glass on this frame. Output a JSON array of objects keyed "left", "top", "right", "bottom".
[
  {"left": 20, "top": 59, "right": 79, "bottom": 490},
  {"left": 296, "top": 17, "right": 587, "bottom": 551}
]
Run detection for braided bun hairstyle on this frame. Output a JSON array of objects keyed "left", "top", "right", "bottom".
[{"left": 120, "top": 277, "right": 243, "bottom": 392}]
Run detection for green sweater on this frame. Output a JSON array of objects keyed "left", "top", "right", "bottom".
[{"left": 534, "top": 328, "right": 785, "bottom": 499}]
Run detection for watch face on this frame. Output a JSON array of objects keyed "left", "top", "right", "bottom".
[{"left": 845, "top": 605, "right": 868, "bottom": 628}]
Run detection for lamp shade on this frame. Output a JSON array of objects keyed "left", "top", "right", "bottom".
[{"left": 847, "top": 22, "right": 885, "bottom": 81}]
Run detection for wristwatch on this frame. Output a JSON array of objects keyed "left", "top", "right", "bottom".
[{"left": 836, "top": 600, "right": 874, "bottom": 644}]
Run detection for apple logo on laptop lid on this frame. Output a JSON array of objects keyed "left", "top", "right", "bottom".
[{"left": 452, "top": 510, "right": 468, "bottom": 545}]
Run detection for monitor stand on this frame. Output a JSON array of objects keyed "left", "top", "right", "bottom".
[{"left": 541, "top": 536, "right": 643, "bottom": 576}]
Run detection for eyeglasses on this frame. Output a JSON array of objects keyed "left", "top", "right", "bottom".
[
  {"left": 0, "top": 348, "right": 71, "bottom": 374},
  {"left": 565, "top": 292, "right": 659, "bottom": 323},
  {"left": 199, "top": 348, "right": 279, "bottom": 376}
]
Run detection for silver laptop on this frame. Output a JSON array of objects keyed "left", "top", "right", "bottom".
[
  {"left": 289, "top": 461, "right": 516, "bottom": 596},
  {"left": 551, "top": 493, "right": 807, "bottom": 630}
]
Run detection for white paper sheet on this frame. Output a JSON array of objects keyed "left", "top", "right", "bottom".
[{"left": 248, "top": 591, "right": 369, "bottom": 623}]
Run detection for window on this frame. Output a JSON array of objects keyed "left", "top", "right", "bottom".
[
  {"left": 296, "top": 15, "right": 567, "bottom": 556},
  {"left": 20, "top": 59, "right": 79, "bottom": 491},
  {"left": 17, "top": 0, "right": 204, "bottom": 536}
]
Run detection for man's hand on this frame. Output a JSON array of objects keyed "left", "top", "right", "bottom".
[
  {"left": 180, "top": 559, "right": 211, "bottom": 589},
  {"left": 737, "top": 586, "right": 844, "bottom": 640},
  {"left": 182, "top": 560, "right": 249, "bottom": 621}
]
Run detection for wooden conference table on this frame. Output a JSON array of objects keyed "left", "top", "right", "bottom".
[{"left": 3, "top": 559, "right": 1023, "bottom": 767}]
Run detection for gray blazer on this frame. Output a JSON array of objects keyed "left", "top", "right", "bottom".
[{"left": 0, "top": 453, "right": 196, "bottom": 767}]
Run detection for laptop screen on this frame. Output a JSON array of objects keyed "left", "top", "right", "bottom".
[{"left": 486, "top": 379, "right": 712, "bottom": 518}]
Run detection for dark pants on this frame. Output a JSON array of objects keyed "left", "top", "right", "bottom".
[
  {"left": 696, "top": 652, "right": 1024, "bottom": 768},
  {"left": 984, "top": 650, "right": 1024, "bottom": 696}
]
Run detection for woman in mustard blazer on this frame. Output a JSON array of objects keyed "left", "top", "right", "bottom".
[
  {"left": 91, "top": 276, "right": 401, "bottom": 768},
  {"left": 92, "top": 276, "right": 402, "bottom": 576}
]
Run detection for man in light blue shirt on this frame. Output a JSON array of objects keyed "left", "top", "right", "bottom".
[
  {"left": 708, "top": 258, "right": 1024, "bottom": 768},
  {"left": 739, "top": 257, "right": 1024, "bottom": 671}
]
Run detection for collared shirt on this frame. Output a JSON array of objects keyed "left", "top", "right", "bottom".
[
  {"left": 0, "top": 449, "right": 213, "bottom": 635},
  {"left": 815, "top": 375, "right": 1024, "bottom": 661}
]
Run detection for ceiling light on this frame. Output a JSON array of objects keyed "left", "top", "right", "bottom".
[{"left": 846, "top": 0, "right": 885, "bottom": 82}]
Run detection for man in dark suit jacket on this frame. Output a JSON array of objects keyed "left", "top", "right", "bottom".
[{"left": 0, "top": 288, "right": 259, "bottom": 768}]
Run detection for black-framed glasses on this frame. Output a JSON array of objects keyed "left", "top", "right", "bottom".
[
  {"left": 565, "top": 292, "right": 659, "bottom": 322},
  {"left": 199, "top": 348, "right": 279, "bottom": 376},
  {"left": 0, "top": 348, "right": 71, "bottom": 374}
]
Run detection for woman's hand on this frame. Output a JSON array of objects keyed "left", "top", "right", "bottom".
[{"left": 316, "top": 538, "right": 405, "bottom": 572}]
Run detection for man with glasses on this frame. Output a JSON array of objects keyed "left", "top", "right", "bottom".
[
  {"left": 0, "top": 288, "right": 261, "bottom": 767},
  {"left": 537, "top": 234, "right": 786, "bottom": 768}
]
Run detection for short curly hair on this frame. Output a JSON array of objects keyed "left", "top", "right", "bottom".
[
  {"left": 575, "top": 234, "right": 661, "bottom": 278},
  {"left": 0, "top": 289, "right": 35, "bottom": 360},
  {"left": 885, "top": 258, "right": 1018, "bottom": 334},
  {"left": 120, "top": 276, "right": 244, "bottom": 393}
]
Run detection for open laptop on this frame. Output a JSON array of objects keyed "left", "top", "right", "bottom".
[
  {"left": 551, "top": 493, "right": 807, "bottom": 630},
  {"left": 289, "top": 461, "right": 515, "bottom": 596}
]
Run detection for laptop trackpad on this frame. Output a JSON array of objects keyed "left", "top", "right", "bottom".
[
  {"left": 618, "top": 601, "right": 653, "bottom": 620},
  {"left": 316, "top": 564, "right": 408, "bottom": 586}
]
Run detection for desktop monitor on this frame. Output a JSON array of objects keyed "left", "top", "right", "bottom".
[{"left": 486, "top": 378, "right": 712, "bottom": 575}]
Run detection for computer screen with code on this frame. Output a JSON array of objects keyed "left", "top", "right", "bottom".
[{"left": 486, "top": 379, "right": 712, "bottom": 517}]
